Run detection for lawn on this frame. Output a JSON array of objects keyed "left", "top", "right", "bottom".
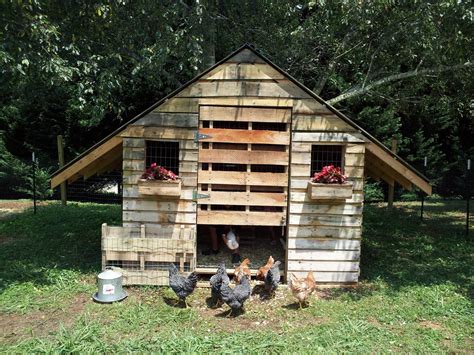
[{"left": 0, "top": 199, "right": 472, "bottom": 352}]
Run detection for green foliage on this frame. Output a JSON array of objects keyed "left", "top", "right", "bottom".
[
  {"left": 0, "top": 1, "right": 472, "bottom": 196},
  {"left": 364, "top": 181, "right": 384, "bottom": 202}
]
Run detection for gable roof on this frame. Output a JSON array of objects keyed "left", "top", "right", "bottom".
[{"left": 51, "top": 44, "right": 431, "bottom": 194}]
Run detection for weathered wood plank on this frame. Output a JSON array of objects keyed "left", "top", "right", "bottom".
[
  {"left": 103, "top": 237, "right": 195, "bottom": 253},
  {"left": 198, "top": 171, "right": 288, "bottom": 186},
  {"left": 290, "top": 178, "right": 364, "bottom": 191},
  {"left": 199, "top": 149, "right": 289, "bottom": 165},
  {"left": 199, "top": 105, "right": 291, "bottom": 123},
  {"left": 346, "top": 144, "right": 366, "bottom": 154},
  {"left": 196, "top": 191, "right": 287, "bottom": 206},
  {"left": 288, "top": 226, "right": 362, "bottom": 239},
  {"left": 201, "top": 63, "right": 285, "bottom": 80},
  {"left": 287, "top": 249, "right": 360, "bottom": 261},
  {"left": 292, "top": 132, "right": 366, "bottom": 143},
  {"left": 123, "top": 211, "right": 196, "bottom": 224},
  {"left": 123, "top": 185, "right": 195, "bottom": 200},
  {"left": 177, "top": 81, "right": 311, "bottom": 99},
  {"left": 288, "top": 271, "right": 359, "bottom": 283},
  {"left": 121, "top": 126, "right": 195, "bottom": 140},
  {"left": 289, "top": 202, "right": 363, "bottom": 215},
  {"left": 292, "top": 115, "right": 356, "bottom": 131},
  {"left": 290, "top": 191, "right": 364, "bottom": 203},
  {"left": 197, "top": 211, "right": 285, "bottom": 226},
  {"left": 123, "top": 138, "right": 145, "bottom": 148},
  {"left": 226, "top": 48, "right": 266, "bottom": 63},
  {"left": 289, "top": 214, "right": 362, "bottom": 227},
  {"left": 344, "top": 153, "right": 365, "bottom": 167},
  {"left": 287, "top": 238, "right": 360, "bottom": 250},
  {"left": 124, "top": 174, "right": 197, "bottom": 187},
  {"left": 199, "top": 128, "right": 290, "bottom": 145},
  {"left": 132, "top": 112, "right": 198, "bottom": 127},
  {"left": 123, "top": 199, "right": 197, "bottom": 212},
  {"left": 287, "top": 261, "right": 359, "bottom": 272}
]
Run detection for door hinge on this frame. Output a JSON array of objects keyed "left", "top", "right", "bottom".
[
  {"left": 193, "top": 190, "right": 210, "bottom": 200},
  {"left": 194, "top": 132, "right": 213, "bottom": 142}
]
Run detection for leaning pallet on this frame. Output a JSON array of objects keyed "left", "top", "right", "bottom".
[{"left": 101, "top": 223, "right": 196, "bottom": 286}]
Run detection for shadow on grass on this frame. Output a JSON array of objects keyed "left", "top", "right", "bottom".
[
  {"left": 0, "top": 202, "right": 121, "bottom": 292},
  {"left": 360, "top": 200, "right": 473, "bottom": 295}
]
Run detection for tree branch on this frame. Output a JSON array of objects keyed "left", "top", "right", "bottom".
[{"left": 327, "top": 62, "right": 473, "bottom": 105}]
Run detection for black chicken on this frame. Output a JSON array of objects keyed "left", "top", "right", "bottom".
[
  {"left": 219, "top": 273, "right": 251, "bottom": 316},
  {"left": 168, "top": 263, "right": 198, "bottom": 308},
  {"left": 264, "top": 260, "right": 281, "bottom": 297},
  {"left": 209, "top": 262, "right": 229, "bottom": 308}
]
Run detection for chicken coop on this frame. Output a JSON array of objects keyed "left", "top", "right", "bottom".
[{"left": 51, "top": 44, "right": 431, "bottom": 286}]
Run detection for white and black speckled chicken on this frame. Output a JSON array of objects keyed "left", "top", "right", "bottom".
[
  {"left": 209, "top": 262, "right": 229, "bottom": 308},
  {"left": 219, "top": 273, "right": 251, "bottom": 316},
  {"left": 264, "top": 260, "right": 281, "bottom": 297},
  {"left": 168, "top": 263, "right": 198, "bottom": 308}
]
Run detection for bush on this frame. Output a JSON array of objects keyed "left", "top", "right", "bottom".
[{"left": 364, "top": 181, "right": 384, "bottom": 202}]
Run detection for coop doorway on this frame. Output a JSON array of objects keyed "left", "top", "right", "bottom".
[{"left": 195, "top": 105, "right": 291, "bottom": 274}]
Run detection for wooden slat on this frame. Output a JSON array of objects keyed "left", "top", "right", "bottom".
[
  {"left": 123, "top": 211, "right": 196, "bottom": 224},
  {"left": 121, "top": 270, "right": 169, "bottom": 286},
  {"left": 177, "top": 81, "right": 311, "bottom": 99},
  {"left": 123, "top": 199, "right": 197, "bottom": 212},
  {"left": 198, "top": 170, "right": 288, "bottom": 186},
  {"left": 201, "top": 63, "right": 285, "bottom": 80},
  {"left": 82, "top": 144, "right": 123, "bottom": 179},
  {"left": 365, "top": 155, "right": 411, "bottom": 190},
  {"left": 199, "top": 105, "right": 291, "bottom": 123},
  {"left": 196, "top": 191, "right": 286, "bottom": 206},
  {"left": 292, "top": 132, "right": 366, "bottom": 143},
  {"left": 199, "top": 128, "right": 289, "bottom": 145},
  {"left": 103, "top": 236, "right": 195, "bottom": 253},
  {"left": 289, "top": 202, "right": 363, "bottom": 215},
  {"left": 51, "top": 136, "right": 122, "bottom": 188},
  {"left": 199, "top": 149, "right": 288, "bottom": 165},
  {"left": 132, "top": 112, "right": 198, "bottom": 127},
  {"left": 287, "top": 249, "right": 360, "bottom": 261},
  {"left": 287, "top": 238, "right": 360, "bottom": 250},
  {"left": 289, "top": 271, "right": 359, "bottom": 283},
  {"left": 292, "top": 115, "right": 356, "bottom": 131},
  {"left": 123, "top": 186, "right": 195, "bottom": 200},
  {"left": 120, "top": 126, "right": 195, "bottom": 140},
  {"left": 197, "top": 210, "right": 285, "bottom": 226},
  {"left": 290, "top": 178, "right": 364, "bottom": 191},
  {"left": 287, "top": 261, "right": 359, "bottom": 272},
  {"left": 344, "top": 153, "right": 365, "bottom": 167},
  {"left": 289, "top": 214, "right": 362, "bottom": 227},
  {"left": 227, "top": 48, "right": 266, "bottom": 63},
  {"left": 290, "top": 191, "right": 364, "bottom": 203}
]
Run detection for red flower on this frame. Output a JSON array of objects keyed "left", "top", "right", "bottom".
[
  {"left": 141, "top": 163, "right": 179, "bottom": 181},
  {"left": 311, "top": 165, "right": 347, "bottom": 184}
]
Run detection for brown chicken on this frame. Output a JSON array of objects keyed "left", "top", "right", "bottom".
[
  {"left": 256, "top": 255, "right": 274, "bottom": 281},
  {"left": 233, "top": 258, "right": 251, "bottom": 282},
  {"left": 289, "top": 271, "right": 317, "bottom": 309}
]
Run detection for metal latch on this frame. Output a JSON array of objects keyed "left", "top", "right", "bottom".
[
  {"left": 194, "top": 132, "right": 213, "bottom": 142},
  {"left": 193, "top": 190, "right": 210, "bottom": 200}
]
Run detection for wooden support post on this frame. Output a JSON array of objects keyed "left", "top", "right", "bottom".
[
  {"left": 57, "top": 135, "right": 67, "bottom": 205},
  {"left": 387, "top": 139, "right": 398, "bottom": 208}
]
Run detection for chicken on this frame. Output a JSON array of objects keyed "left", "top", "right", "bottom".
[
  {"left": 264, "top": 260, "right": 281, "bottom": 296},
  {"left": 256, "top": 255, "right": 274, "bottom": 281},
  {"left": 168, "top": 263, "right": 198, "bottom": 308},
  {"left": 219, "top": 273, "right": 251, "bottom": 316},
  {"left": 289, "top": 271, "right": 317, "bottom": 309},
  {"left": 233, "top": 258, "right": 251, "bottom": 282},
  {"left": 209, "top": 262, "right": 229, "bottom": 307}
]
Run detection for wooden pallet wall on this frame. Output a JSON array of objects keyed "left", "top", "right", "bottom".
[{"left": 116, "top": 48, "right": 367, "bottom": 285}]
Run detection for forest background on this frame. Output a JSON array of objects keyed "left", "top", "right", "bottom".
[{"left": 0, "top": 0, "right": 472, "bottom": 198}]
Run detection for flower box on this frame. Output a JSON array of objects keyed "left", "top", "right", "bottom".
[
  {"left": 138, "top": 179, "right": 182, "bottom": 197},
  {"left": 307, "top": 181, "right": 353, "bottom": 201}
]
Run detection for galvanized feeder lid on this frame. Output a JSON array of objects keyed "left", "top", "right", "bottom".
[{"left": 92, "top": 268, "right": 127, "bottom": 303}]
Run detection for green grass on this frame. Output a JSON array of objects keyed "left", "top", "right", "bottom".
[{"left": 0, "top": 200, "right": 472, "bottom": 352}]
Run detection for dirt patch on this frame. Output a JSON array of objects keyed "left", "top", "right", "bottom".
[
  {"left": 0, "top": 201, "right": 51, "bottom": 219},
  {"left": 0, "top": 293, "right": 88, "bottom": 344},
  {"left": 419, "top": 320, "right": 443, "bottom": 330}
]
